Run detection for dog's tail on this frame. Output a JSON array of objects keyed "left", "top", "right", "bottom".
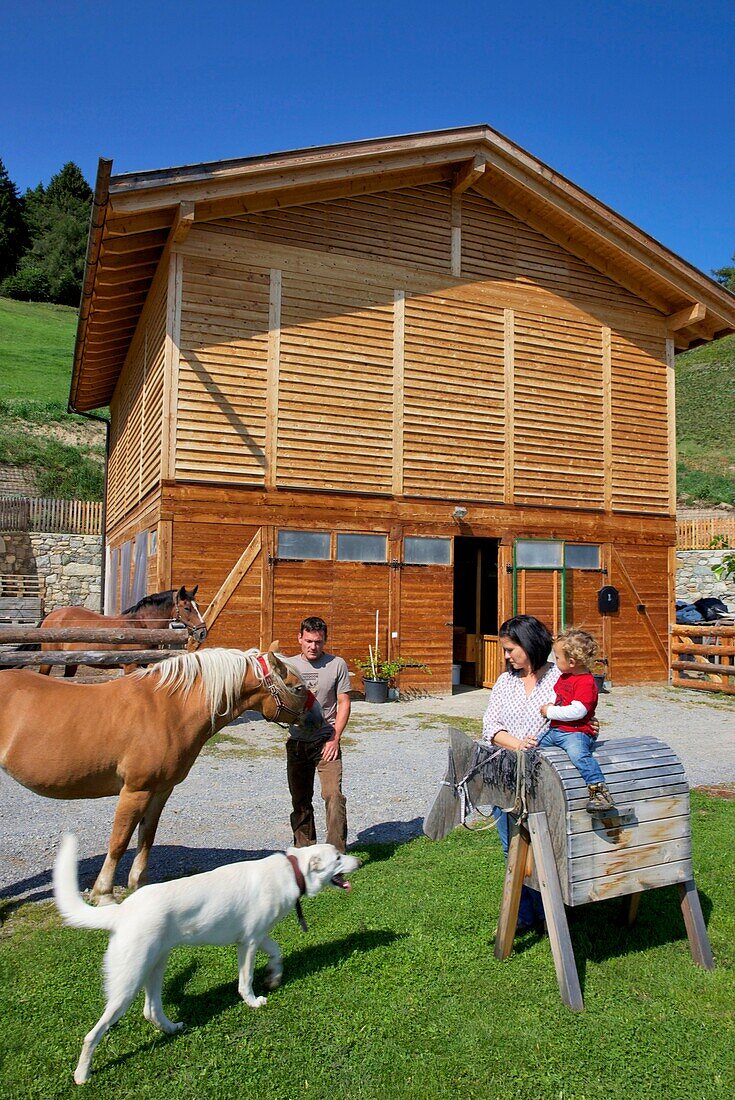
[{"left": 53, "top": 834, "right": 120, "bottom": 931}]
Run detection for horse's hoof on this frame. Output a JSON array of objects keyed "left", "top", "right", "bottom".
[{"left": 92, "top": 893, "right": 116, "bottom": 907}]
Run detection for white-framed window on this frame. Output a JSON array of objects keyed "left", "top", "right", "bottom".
[
  {"left": 404, "top": 536, "right": 451, "bottom": 565},
  {"left": 277, "top": 530, "right": 331, "bottom": 560},
  {"left": 336, "top": 533, "right": 387, "bottom": 562}
]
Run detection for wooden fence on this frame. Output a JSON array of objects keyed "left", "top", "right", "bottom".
[
  {"left": 676, "top": 517, "right": 735, "bottom": 550},
  {"left": 0, "top": 573, "right": 45, "bottom": 624},
  {"left": 0, "top": 496, "right": 103, "bottom": 535},
  {"left": 0, "top": 625, "right": 188, "bottom": 670},
  {"left": 671, "top": 624, "right": 735, "bottom": 695}
]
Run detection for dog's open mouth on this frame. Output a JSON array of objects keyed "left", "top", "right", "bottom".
[{"left": 330, "top": 873, "right": 352, "bottom": 892}]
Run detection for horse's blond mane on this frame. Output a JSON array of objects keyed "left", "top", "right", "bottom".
[{"left": 137, "top": 647, "right": 262, "bottom": 724}]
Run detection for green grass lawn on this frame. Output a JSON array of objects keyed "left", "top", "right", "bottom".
[
  {"left": 0, "top": 297, "right": 105, "bottom": 498},
  {"left": 1, "top": 793, "right": 733, "bottom": 1099},
  {"left": 676, "top": 334, "right": 735, "bottom": 505},
  {"left": 0, "top": 296, "right": 78, "bottom": 405}
]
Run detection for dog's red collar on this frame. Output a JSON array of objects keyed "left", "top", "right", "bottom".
[
  {"left": 286, "top": 853, "right": 306, "bottom": 897},
  {"left": 286, "top": 854, "right": 308, "bottom": 933}
]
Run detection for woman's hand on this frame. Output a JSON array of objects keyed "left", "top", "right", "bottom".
[{"left": 519, "top": 733, "right": 538, "bottom": 751}]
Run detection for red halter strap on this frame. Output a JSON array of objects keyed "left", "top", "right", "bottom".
[{"left": 255, "top": 653, "right": 314, "bottom": 724}]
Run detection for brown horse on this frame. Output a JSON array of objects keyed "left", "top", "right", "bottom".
[
  {"left": 0, "top": 646, "right": 319, "bottom": 900},
  {"left": 37, "top": 586, "right": 207, "bottom": 677}
]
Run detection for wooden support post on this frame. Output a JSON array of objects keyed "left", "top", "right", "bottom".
[
  {"left": 678, "top": 879, "right": 715, "bottom": 970},
  {"left": 392, "top": 290, "right": 405, "bottom": 496},
  {"left": 527, "top": 811, "right": 584, "bottom": 1011},
  {"left": 260, "top": 526, "right": 275, "bottom": 650},
  {"left": 627, "top": 890, "right": 642, "bottom": 927},
  {"left": 494, "top": 818, "right": 529, "bottom": 960}
]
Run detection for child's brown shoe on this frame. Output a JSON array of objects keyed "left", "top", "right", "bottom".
[{"left": 586, "top": 783, "right": 616, "bottom": 814}]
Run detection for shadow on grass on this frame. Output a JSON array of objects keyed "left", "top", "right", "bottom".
[
  {"left": 1, "top": 814, "right": 424, "bottom": 915},
  {"left": 92, "top": 928, "right": 403, "bottom": 1078},
  {"left": 0, "top": 824, "right": 421, "bottom": 917},
  {"left": 510, "top": 885, "right": 714, "bottom": 995},
  {"left": 355, "top": 817, "right": 424, "bottom": 851},
  {"left": 0, "top": 844, "right": 280, "bottom": 916}
]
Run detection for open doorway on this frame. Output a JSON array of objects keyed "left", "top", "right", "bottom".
[{"left": 452, "top": 537, "right": 499, "bottom": 687}]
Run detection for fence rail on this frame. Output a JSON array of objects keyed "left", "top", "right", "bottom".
[
  {"left": 0, "top": 624, "right": 188, "bottom": 670},
  {"left": 671, "top": 624, "right": 735, "bottom": 696},
  {"left": 676, "top": 517, "right": 735, "bottom": 550},
  {"left": 0, "top": 496, "right": 102, "bottom": 535}
]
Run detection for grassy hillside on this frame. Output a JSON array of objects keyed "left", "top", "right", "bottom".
[
  {"left": 676, "top": 333, "right": 735, "bottom": 505},
  {"left": 0, "top": 297, "right": 105, "bottom": 500},
  {"left": 1, "top": 297, "right": 734, "bottom": 506},
  {"left": 0, "top": 297, "right": 78, "bottom": 403}
]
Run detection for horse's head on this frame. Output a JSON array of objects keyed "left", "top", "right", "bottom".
[
  {"left": 174, "top": 585, "right": 207, "bottom": 643},
  {"left": 256, "top": 647, "right": 323, "bottom": 729}
]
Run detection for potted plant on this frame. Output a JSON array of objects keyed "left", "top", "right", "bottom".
[{"left": 354, "top": 649, "right": 431, "bottom": 703}]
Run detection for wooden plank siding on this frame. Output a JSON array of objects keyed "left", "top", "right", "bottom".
[
  {"left": 402, "top": 294, "right": 505, "bottom": 501},
  {"left": 513, "top": 313, "right": 605, "bottom": 508},
  {"left": 107, "top": 265, "right": 167, "bottom": 529},
  {"left": 171, "top": 520, "right": 263, "bottom": 648},
  {"left": 461, "top": 191, "right": 658, "bottom": 315},
  {"left": 208, "top": 184, "right": 453, "bottom": 274},
  {"left": 278, "top": 275, "right": 395, "bottom": 492},
  {"left": 176, "top": 256, "right": 270, "bottom": 483},
  {"left": 611, "top": 329, "right": 670, "bottom": 514},
  {"left": 102, "top": 179, "right": 679, "bottom": 687}
]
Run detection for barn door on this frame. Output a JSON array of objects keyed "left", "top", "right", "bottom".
[
  {"left": 397, "top": 536, "right": 454, "bottom": 692},
  {"left": 512, "top": 539, "right": 565, "bottom": 634}
]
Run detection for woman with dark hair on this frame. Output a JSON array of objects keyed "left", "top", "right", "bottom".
[{"left": 481, "top": 614, "right": 559, "bottom": 933}]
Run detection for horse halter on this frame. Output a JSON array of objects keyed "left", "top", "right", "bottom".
[
  {"left": 255, "top": 654, "right": 316, "bottom": 726},
  {"left": 170, "top": 593, "right": 207, "bottom": 641}
]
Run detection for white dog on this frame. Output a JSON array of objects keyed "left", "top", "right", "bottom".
[{"left": 53, "top": 834, "right": 360, "bottom": 1084}]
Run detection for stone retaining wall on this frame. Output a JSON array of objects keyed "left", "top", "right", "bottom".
[
  {"left": 676, "top": 549, "right": 735, "bottom": 605},
  {"left": 0, "top": 531, "right": 102, "bottom": 611}
]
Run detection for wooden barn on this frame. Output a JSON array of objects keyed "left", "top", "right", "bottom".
[{"left": 69, "top": 126, "right": 735, "bottom": 691}]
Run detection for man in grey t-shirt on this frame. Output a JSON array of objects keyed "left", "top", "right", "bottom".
[{"left": 286, "top": 616, "right": 351, "bottom": 852}]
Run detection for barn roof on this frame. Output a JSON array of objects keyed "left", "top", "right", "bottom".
[{"left": 70, "top": 124, "right": 735, "bottom": 411}]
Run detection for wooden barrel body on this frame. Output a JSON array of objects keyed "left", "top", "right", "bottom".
[{"left": 523, "top": 736, "right": 691, "bottom": 906}]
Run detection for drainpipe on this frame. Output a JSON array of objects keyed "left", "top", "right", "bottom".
[{"left": 68, "top": 158, "right": 113, "bottom": 612}]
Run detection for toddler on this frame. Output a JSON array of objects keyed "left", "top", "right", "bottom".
[{"left": 538, "top": 628, "right": 616, "bottom": 814}]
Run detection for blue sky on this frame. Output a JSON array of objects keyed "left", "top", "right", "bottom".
[{"left": 2, "top": 0, "right": 733, "bottom": 277}]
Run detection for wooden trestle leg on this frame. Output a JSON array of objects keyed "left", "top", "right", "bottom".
[
  {"left": 493, "top": 818, "right": 530, "bottom": 960},
  {"left": 678, "top": 879, "right": 715, "bottom": 970},
  {"left": 527, "top": 811, "right": 584, "bottom": 1012}
]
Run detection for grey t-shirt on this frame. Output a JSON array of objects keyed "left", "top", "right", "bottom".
[{"left": 288, "top": 652, "right": 351, "bottom": 742}]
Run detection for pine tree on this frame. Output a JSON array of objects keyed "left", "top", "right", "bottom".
[
  {"left": 713, "top": 252, "right": 735, "bottom": 293},
  {"left": 0, "top": 158, "right": 26, "bottom": 281},
  {"left": 3, "top": 162, "right": 92, "bottom": 305}
]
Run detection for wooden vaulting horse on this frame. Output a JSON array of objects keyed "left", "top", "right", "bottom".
[
  {"left": 37, "top": 586, "right": 207, "bottom": 677},
  {"left": 0, "top": 646, "right": 320, "bottom": 899}
]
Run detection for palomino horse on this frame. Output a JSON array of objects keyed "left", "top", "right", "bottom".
[
  {"left": 0, "top": 646, "right": 319, "bottom": 900},
  {"left": 37, "top": 585, "right": 207, "bottom": 677}
]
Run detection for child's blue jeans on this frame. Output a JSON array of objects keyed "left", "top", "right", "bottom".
[
  {"left": 536, "top": 727, "right": 605, "bottom": 786},
  {"left": 492, "top": 809, "right": 544, "bottom": 928}
]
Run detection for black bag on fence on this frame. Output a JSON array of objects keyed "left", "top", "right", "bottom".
[{"left": 694, "top": 597, "right": 731, "bottom": 622}]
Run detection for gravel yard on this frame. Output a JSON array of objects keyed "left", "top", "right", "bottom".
[{"left": 1, "top": 682, "right": 733, "bottom": 907}]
